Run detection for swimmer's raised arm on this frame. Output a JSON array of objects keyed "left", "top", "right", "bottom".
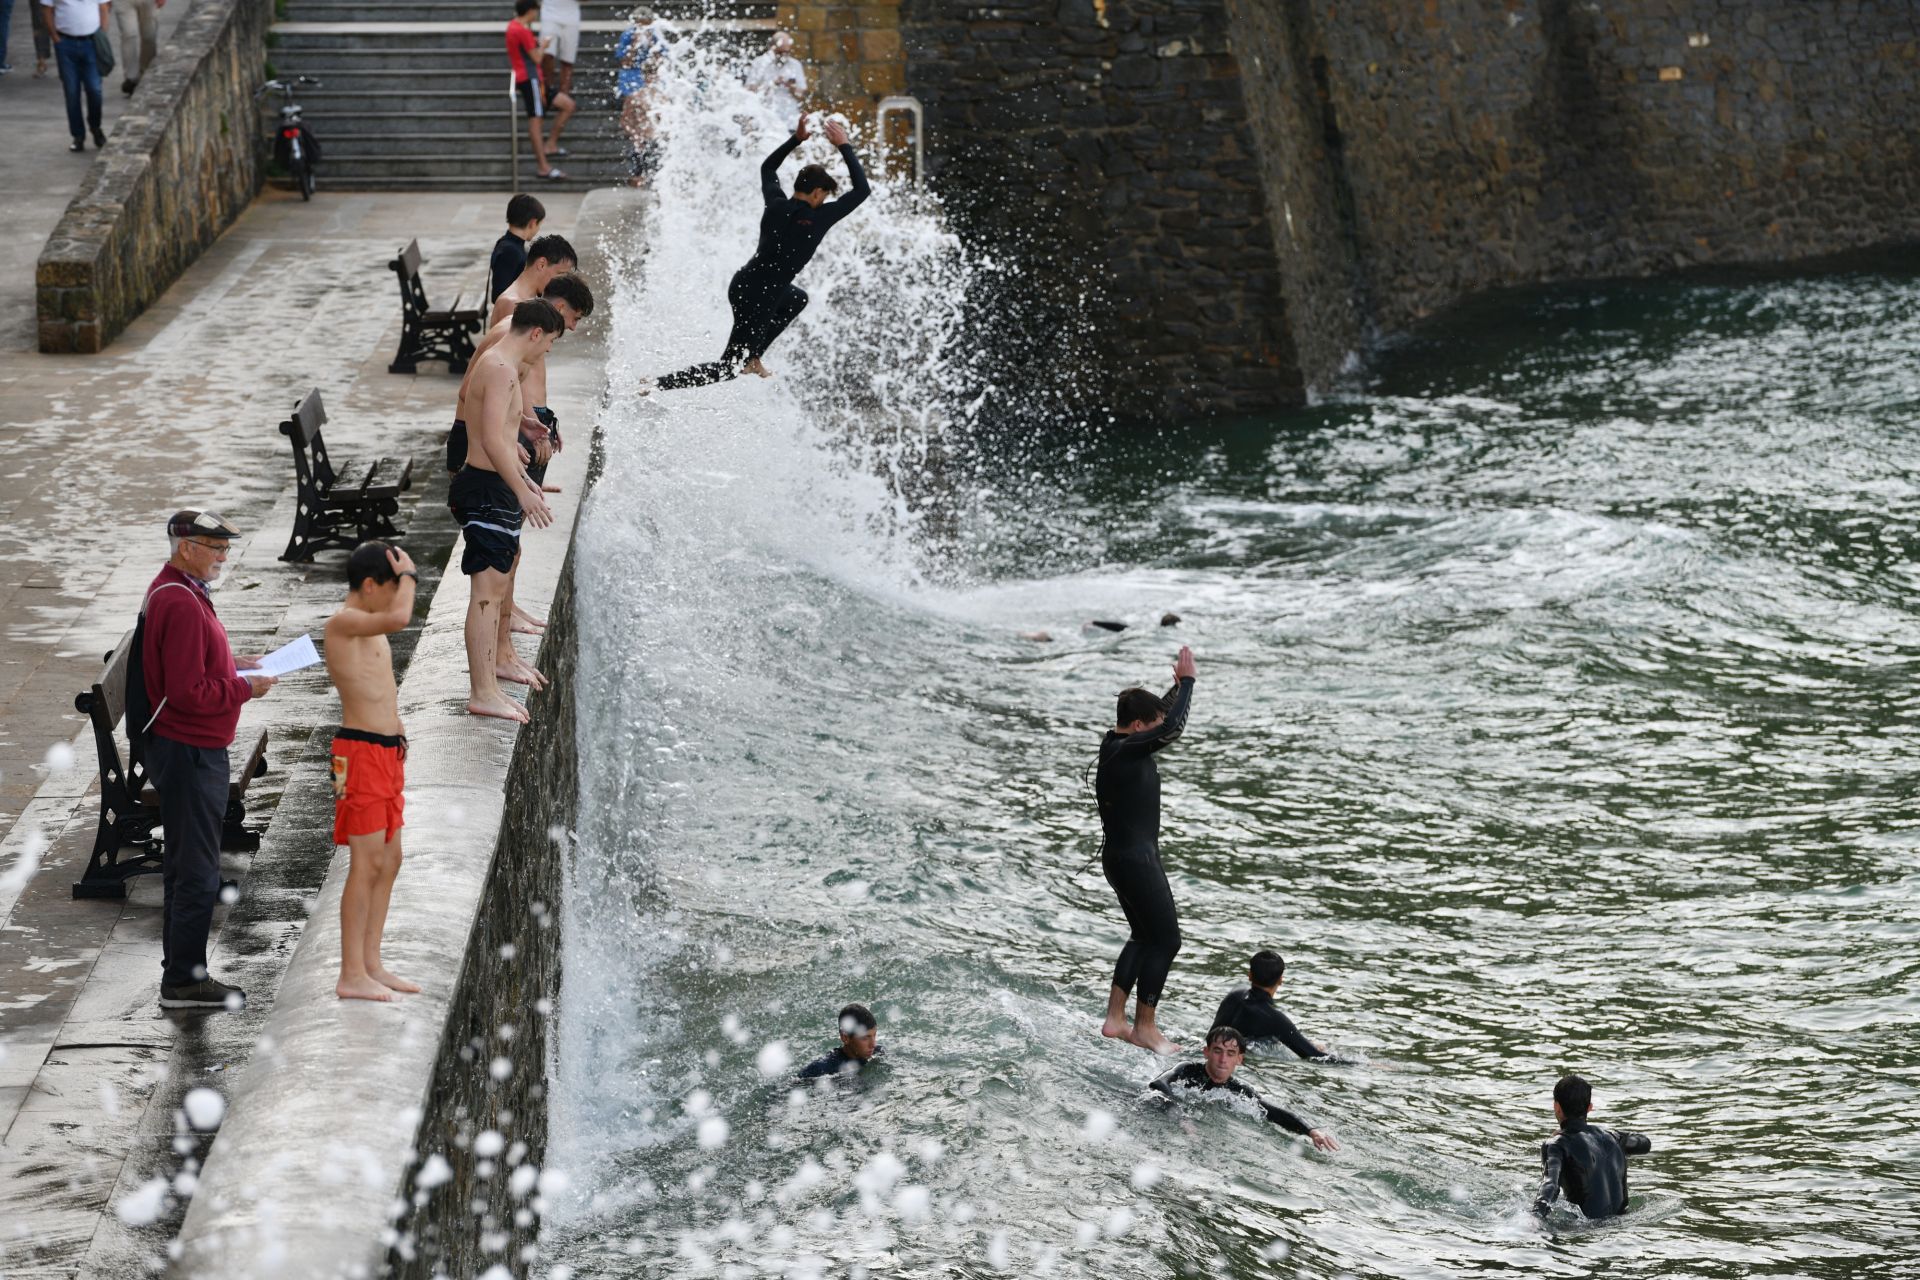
[{"left": 762, "top": 127, "right": 803, "bottom": 206}]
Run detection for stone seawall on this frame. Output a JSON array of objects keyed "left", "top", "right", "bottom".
[
  {"left": 901, "top": 0, "right": 1920, "bottom": 416},
  {"left": 387, "top": 540, "right": 579, "bottom": 1279},
  {"left": 36, "top": 0, "right": 272, "bottom": 353}
]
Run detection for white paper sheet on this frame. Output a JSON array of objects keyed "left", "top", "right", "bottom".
[{"left": 247, "top": 633, "right": 321, "bottom": 679}]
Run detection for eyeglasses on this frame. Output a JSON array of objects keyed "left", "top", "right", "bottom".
[{"left": 184, "top": 538, "right": 232, "bottom": 554}]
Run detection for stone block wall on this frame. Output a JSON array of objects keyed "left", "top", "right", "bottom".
[
  {"left": 1243, "top": 0, "right": 1920, "bottom": 361},
  {"left": 900, "top": 0, "right": 1920, "bottom": 417},
  {"left": 902, "top": 0, "right": 1300, "bottom": 419},
  {"left": 387, "top": 553, "right": 578, "bottom": 1280},
  {"left": 36, "top": 0, "right": 272, "bottom": 353},
  {"left": 780, "top": 0, "right": 908, "bottom": 114}
]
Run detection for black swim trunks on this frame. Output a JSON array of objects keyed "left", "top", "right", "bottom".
[
  {"left": 449, "top": 466, "right": 523, "bottom": 576},
  {"left": 447, "top": 419, "right": 469, "bottom": 473}
]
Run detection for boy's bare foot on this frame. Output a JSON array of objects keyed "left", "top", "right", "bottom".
[
  {"left": 496, "top": 661, "right": 549, "bottom": 691},
  {"left": 511, "top": 617, "right": 543, "bottom": 635},
  {"left": 468, "top": 695, "right": 530, "bottom": 724},
  {"left": 372, "top": 968, "right": 422, "bottom": 994},
  {"left": 337, "top": 976, "right": 395, "bottom": 1002},
  {"left": 744, "top": 358, "right": 773, "bottom": 379},
  {"left": 543, "top": 483, "right": 562, "bottom": 493},
  {"left": 1100, "top": 1015, "right": 1132, "bottom": 1041},
  {"left": 513, "top": 605, "right": 547, "bottom": 629},
  {"left": 1128, "top": 1027, "right": 1182, "bottom": 1055}
]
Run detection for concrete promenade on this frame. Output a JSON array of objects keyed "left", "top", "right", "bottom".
[{"left": 0, "top": 181, "right": 602, "bottom": 1276}]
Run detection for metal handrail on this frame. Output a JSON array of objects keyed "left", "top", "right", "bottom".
[
  {"left": 509, "top": 70, "right": 521, "bottom": 189},
  {"left": 875, "top": 95, "right": 925, "bottom": 187}
]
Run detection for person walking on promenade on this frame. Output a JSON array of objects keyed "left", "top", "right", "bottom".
[
  {"left": 536, "top": 0, "right": 580, "bottom": 98},
  {"left": 139, "top": 511, "right": 275, "bottom": 1009},
  {"left": 1, "top": 0, "right": 14, "bottom": 74},
  {"left": 507, "top": 0, "right": 574, "bottom": 182},
  {"left": 1097, "top": 645, "right": 1197, "bottom": 1055},
  {"left": 325, "top": 541, "right": 421, "bottom": 1003},
  {"left": 112, "top": 0, "right": 158, "bottom": 93},
  {"left": 489, "top": 193, "right": 544, "bottom": 307},
  {"left": 652, "top": 113, "right": 869, "bottom": 390},
  {"left": 41, "top": 0, "right": 110, "bottom": 151}
]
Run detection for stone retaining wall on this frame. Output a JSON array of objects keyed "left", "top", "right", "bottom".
[
  {"left": 387, "top": 544, "right": 579, "bottom": 1280},
  {"left": 36, "top": 0, "right": 272, "bottom": 353},
  {"left": 900, "top": 0, "right": 1920, "bottom": 417}
]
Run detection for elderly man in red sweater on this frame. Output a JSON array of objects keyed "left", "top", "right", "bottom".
[{"left": 141, "top": 511, "right": 276, "bottom": 1009}]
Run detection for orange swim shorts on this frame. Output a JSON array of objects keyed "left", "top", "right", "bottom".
[{"left": 330, "top": 730, "right": 407, "bottom": 844}]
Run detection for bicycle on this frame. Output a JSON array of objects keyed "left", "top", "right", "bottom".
[{"left": 259, "top": 76, "right": 323, "bottom": 200}]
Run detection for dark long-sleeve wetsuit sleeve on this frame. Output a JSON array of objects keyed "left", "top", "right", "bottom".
[
  {"left": 1259, "top": 1097, "right": 1313, "bottom": 1136},
  {"left": 1533, "top": 1140, "right": 1565, "bottom": 1216},
  {"left": 1147, "top": 1067, "right": 1181, "bottom": 1099},
  {"left": 817, "top": 143, "right": 872, "bottom": 227},
  {"left": 1612, "top": 1131, "right": 1652, "bottom": 1156},
  {"left": 1266, "top": 1008, "right": 1331, "bottom": 1062},
  {"left": 760, "top": 134, "right": 802, "bottom": 206},
  {"left": 1107, "top": 676, "right": 1194, "bottom": 762}
]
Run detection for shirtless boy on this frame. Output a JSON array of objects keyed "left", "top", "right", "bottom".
[
  {"left": 453, "top": 298, "right": 560, "bottom": 723},
  {"left": 450, "top": 275, "right": 593, "bottom": 670},
  {"left": 325, "top": 541, "right": 422, "bottom": 1002},
  {"left": 487, "top": 233, "right": 578, "bottom": 329}
]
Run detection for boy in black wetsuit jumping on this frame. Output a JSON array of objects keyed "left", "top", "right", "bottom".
[
  {"left": 655, "top": 115, "right": 871, "bottom": 390},
  {"left": 1147, "top": 1026, "right": 1339, "bottom": 1151},
  {"left": 1097, "top": 646, "right": 1197, "bottom": 1055},
  {"left": 1533, "top": 1074, "right": 1654, "bottom": 1221}
]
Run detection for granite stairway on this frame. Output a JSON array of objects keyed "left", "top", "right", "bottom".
[{"left": 271, "top": 0, "right": 776, "bottom": 192}]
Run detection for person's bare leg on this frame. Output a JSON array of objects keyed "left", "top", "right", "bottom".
[
  {"left": 528, "top": 116, "right": 550, "bottom": 174},
  {"left": 466, "top": 567, "right": 527, "bottom": 722},
  {"left": 1101, "top": 984, "right": 1132, "bottom": 1040},
  {"left": 338, "top": 832, "right": 395, "bottom": 1001},
  {"left": 364, "top": 837, "right": 419, "bottom": 993},
  {"left": 744, "top": 357, "right": 773, "bottom": 378},
  {"left": 1126, "top": 1001, "right": 1181, "bottom": 1055},
  {"left": 549, "top": 92, "right": 576, "bottom": 149},
  {"left": 559, "top": 61, "right": 574, "bottom": 97},
  {"left": 495, "top": 558, "right": 548, "bottom": 690}
]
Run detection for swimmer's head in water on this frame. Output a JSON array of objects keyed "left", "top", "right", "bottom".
[
  {"left": 1115, "top": 686, "right": 1166, "bottom": 734},
  {"left": 1203, "top": 1026, "right": 1248, "bottom": 1083},
  {"left": 838, "top": 1002, "right": 878, "bottom": 1060},
  {"left": 795, "top": 164, "right": 839, "bottom": 209},
  {"left": 1249, "top": 950, "right": 1285, "bottom": 989},
  {"left": 1554, "top": 1074, "right": 1593, "bottom": 1122}
]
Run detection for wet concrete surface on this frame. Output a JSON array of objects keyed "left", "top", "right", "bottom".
[{"left": 0, "top": 186, "right": 600, "bottom": 1277}]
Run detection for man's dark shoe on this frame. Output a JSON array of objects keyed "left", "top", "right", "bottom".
[
  {"left": 91, "top": 126, "right": 108, "bottom": 148},
  {"left": 122, "top": 78, "right": 137, "bottom": 94},
  {"left": 160, "top": 977, "right": 247, "bottom": 1010},
  {"left": 69, "top": 138, "right": 86, "bottom": 153}
]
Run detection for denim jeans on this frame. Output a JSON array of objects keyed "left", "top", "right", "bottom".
[
  {"left": 55, "top": 32, "right": 104, "bottom": 141},
  {"left": 0, "top": 0, "right": 13, "bottom": 69}
]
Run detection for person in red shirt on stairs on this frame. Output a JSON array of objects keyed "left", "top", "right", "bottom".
[{"left": 507, "top": 0, "right": 575, "bottom": 181}]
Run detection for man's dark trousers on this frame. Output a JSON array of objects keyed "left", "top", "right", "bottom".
[{"left": 148, "top": 734, "right": 229, "bottom": 988}]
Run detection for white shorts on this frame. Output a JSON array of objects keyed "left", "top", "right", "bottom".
[{"left": 544, "top": 20, "right": 581, "bottom": 64}]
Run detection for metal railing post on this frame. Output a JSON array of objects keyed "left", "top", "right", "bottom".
[
  {"left": 874, "top": 95, "right": 925, "bottom": 187},
  {"left": 510, "top": 71, "right": 521, "bottom": 189}
]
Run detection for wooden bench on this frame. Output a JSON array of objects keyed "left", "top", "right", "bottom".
[
  {"left": 387, "top": 238, "right": 485, "bottom": 374},
  {"left": 278, "top": 388, "right": 412, "bottom": 562},
  {"left": 73, "top": 630, "right": 270, "bottom": 900}
]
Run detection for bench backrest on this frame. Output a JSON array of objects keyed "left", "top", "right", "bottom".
[
  {"left": 390, "top": 239, "right": 433, "bottom": 319},
  {"left": 278, "top": 389, "right": 338, "bottom": 493},
  {"left": 83, "top": 629, "right": 137, "bottom": 789}
]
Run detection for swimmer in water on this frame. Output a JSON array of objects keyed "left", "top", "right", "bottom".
[
  {"left": 1097, "top": 645, "right": 1197, "bottom": 1055},
  {"left": 1532, "top": 1074, "right": 1653, "bottom": 1221},
  {"left": 1211, "top": 950, "right": 1349, "bottom": 1063},
  {"left": 1147, "top": 1026, "right": 1339, "bottom": 1151},
  {"left": 796, "top": 1002, "right": 884, "bottom": 1079}
]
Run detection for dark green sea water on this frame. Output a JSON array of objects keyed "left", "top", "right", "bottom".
[{"left": 554, "top": 115, "right": 1920, "bottom": 1278}]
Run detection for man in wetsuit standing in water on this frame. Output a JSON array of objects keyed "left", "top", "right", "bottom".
[
  {"left": 1532, "top": 1074, "right": 1654, "bottom": 1221},
  {"left": 654, "top": 115, "right": 870, "bottom": 390},
  {"left": 1097, "top": 645, "right": 1197, "bottom": 1054}
]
